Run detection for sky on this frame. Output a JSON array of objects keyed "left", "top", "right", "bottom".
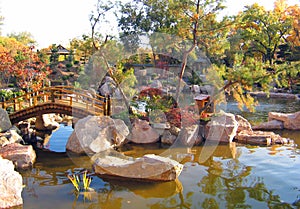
[{"left": 0, "top": 0, "right": 299, "bottom": 49}]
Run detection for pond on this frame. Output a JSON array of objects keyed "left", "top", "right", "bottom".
[{"left": 17, "top": 97, "right": 300, "bottom": 209}]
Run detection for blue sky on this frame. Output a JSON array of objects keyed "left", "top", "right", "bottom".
[{"left": 0, "top": 0, "right": 299, "bottom": 49}]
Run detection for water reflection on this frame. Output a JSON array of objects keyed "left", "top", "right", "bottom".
[
  {"left": 225, "top": 97, "right": 300, "bottom": 125},
  {"left": 19, "top": 141, "right": 300, "bottom": 209}
]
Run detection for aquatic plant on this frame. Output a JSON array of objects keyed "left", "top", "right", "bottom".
[{"left": 68, "top": 171, "right": 92, "bottom": 192}]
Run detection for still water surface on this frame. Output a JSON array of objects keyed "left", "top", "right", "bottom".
[{"left": 19, "top": 98, "right": 300, "bottom": 209}]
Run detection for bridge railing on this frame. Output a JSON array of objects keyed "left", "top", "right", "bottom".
[{"left": 0, "top": 86, "right": 111, "bottom": 116}]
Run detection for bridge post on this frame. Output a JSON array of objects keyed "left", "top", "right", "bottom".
[
  {"left": 51, "top": 89, "right": 55, "bottom": 102},
  {"left": 13, "top": 94, "right": 17, "bottom": 112},
  {"left": 1, "top": 96, "right": 5, "bottom": 109},
  {"left": 104, "top": 95, "right": 111, "bottom": 116}
]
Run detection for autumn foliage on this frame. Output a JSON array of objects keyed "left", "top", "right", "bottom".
[{"left": 0, "top": 37, "right": 51, "bottom": 91}]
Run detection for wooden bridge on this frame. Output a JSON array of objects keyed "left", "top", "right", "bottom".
[{"left": 0, "top": 86, "right": 111, "bottom": 124}]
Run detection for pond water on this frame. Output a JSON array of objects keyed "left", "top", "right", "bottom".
[{"left": 17, "top": 98, "right": 300, "bottom": 209}]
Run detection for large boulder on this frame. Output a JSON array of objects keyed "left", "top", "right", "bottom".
[
  {"left": 92, "top": 150, "right": 183, "bottom": 182},
  {"left": 178, "top": 124, "right": 203, "bottom": 146},
  {"left": 161, "top": 130, "right": 177, "bottom": 145},
  {"left": 0, "top": 156, "right": 23, "bottom": 208},
  {"left": 128, "top": 119, "right": 160, "bottom": 144},
  {"left": 205, "top": 112, "right": 238, "bottom": 143},
  {"left": 98, "top": 76, "right": 122, "bottom": 99},
  {"left": 66, "top": 116, "right": 129, "bottom": 154},
  {"left": 0, "top": 108, "right": 12, "bottom": 132},
  {"left": 268, "top": 111, "right": 300, "bottom": 130},
  {"left": 0, "top": 143, "right": 36, "bottom": 169}
]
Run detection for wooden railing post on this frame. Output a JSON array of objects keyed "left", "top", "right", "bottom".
[
  {"left": 107, "top": 95, "right": 111, "bottom": 116},
  {"left": 33, "top": 92, "right": 37, "bottom": 106},
  {"left": 104, "top": 95, "right": 111, "bottom": 116},
  {"left": 13, "top": 94, "right": 17, "bottom": 112},
  {"left": 51, "top": 89, "right": 55, "bottom": 102},
  {"left": 1, "top": 96, "right": 5, "bottom": 109}
]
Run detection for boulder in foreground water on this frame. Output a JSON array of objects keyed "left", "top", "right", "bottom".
[
  {"left": 92, "top": 150, "right": 183, "bottom": 182},
  {"left": 0, "top": 156, "right": 23, "bottom": 208}
]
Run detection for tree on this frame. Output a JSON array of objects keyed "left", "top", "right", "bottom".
[
  {"left": 7, "top": 31, "right": 36, "bottom": 47},
  {"left": 276, "top": 0, "right": 300, "bottom": 47},
  {"left": 69, "top": 35, "right": 95, "bottom": 63},
  {"left": 235, "top": 2, "right": 293, "bottom": 65},
  {"left": 118, "top": 0, "right": 229, "bottom": 102},
  {"left": 0, "top": 37, "right": 51, "bottom": 91},
  {"left": 89, "top": 0, "right": 114, "bottom": 51}
]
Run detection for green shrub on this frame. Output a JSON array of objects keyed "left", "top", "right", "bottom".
[{"left": 66, "top": 63, "right": 73, "bottom": 68}]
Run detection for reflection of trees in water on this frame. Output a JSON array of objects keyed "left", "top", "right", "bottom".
[
  {"left": 21, "top": 144, "right": 299, "bottom": 208},
  {"left": 87, "top": 143, "right": 297, "bottom": 209},
  {"left": 194, "top": 146, "right": 294, "bottom": 209}
]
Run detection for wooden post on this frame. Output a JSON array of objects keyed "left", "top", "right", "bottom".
[
  {"left": 1, "top": 96, "right": 5, "bottom": 109},
  {"left": 51, "top": 89, "right": 55, "bottom": 102},
  {"left": 104, "top": 95, "right": 111, "bottom": 116},
  {"left": 107, "top": 95, "right": 111, "bottom": 116},
  {"left": 33, "top": 92, "right": 37, "bottom": 106},
  {"left": 13, "top": 94, "right": 17, "bottom": 112},
  {"left": 103, "top": 96, "right": 107, "bottom": 116}
]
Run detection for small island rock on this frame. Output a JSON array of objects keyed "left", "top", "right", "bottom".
[{"left": 92, "top": 150, "right": 183, "bottom": 182}]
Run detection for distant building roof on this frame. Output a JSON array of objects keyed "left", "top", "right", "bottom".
[{"left": 47, "top": 44, "right": 70, "bottom": 55}]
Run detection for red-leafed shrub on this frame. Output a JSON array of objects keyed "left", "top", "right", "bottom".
[
  {"left": 165, "top": 107, "right": 198, "bottom": 128},
  {"left": 139, "top": 88, "right": 163, "bottom": 99}
]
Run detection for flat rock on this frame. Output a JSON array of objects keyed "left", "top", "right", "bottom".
[
  {"left": 92, "top": 151, "right": 183, "bottom": 182},
  {"left": 252, "top": 120, "right": 284, "bottom": 130},
  {"left": 0, "top": 143, "right": 36, "bottom": 169},
  {"left": 268, "top": 111, "right": 300, "bottom": 130},
  {"left": 0, "top": 156, "right": 23, "bottom": 208},
  {"left": 236, "top": 130, "right": 291, "bottom": 145}
]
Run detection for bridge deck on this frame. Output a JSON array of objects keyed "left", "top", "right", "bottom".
[{"left": 1, "top": 86, "right": 111, "bottom": 124}]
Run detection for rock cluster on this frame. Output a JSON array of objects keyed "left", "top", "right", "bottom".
[
  {"left": 0, "top": 108, "right": 37, "bottom": 169},
  {"left": 204, "top": 111, "right": 290, "bottom": 146}
]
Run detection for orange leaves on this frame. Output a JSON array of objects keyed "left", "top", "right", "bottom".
[{"left": 0, "top": 37, "right": 51, "bottom": 90}]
